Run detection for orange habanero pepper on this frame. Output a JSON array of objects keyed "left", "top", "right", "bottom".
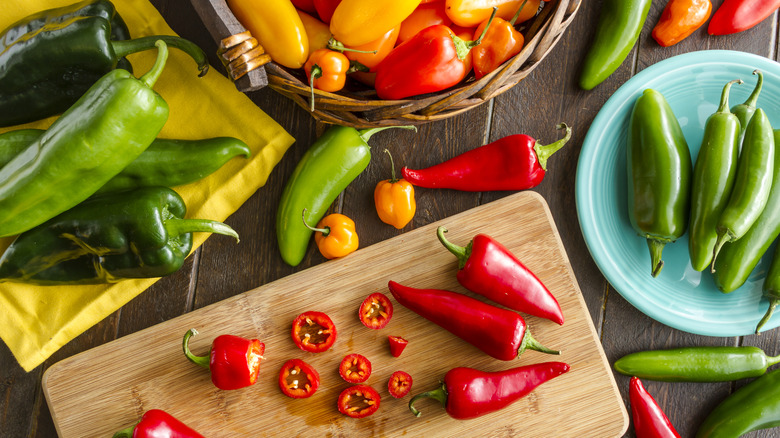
[
  {"left": 304, "top": 211, "right": 359, "bottom": 259},
  {"left": 374, "top": 149, "right": 416, "bottom": 229},
  {"left": 471, "top": 3, "right": 525, "bottom": 79},
  {"left": 227, "top": 0, "right": 309, "bottom": 68},
  {"left": 304, "top": 49, "right": 349, "bottom": 110},
  {"left": 445, "top": 0, "right": 540, "bottom": 28},
  {"left": 330, "top": 0, "right": 422, "bottom": 46},
  {"left": 652, "top": 0, "right": 712, "bottom": 47}
]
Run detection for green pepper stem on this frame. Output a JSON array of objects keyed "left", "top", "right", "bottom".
[
  {"left": 301, "top": 208, "right": 330, "bottom": 236},
  {"left": 717, "top": 79, "right": 743, "bottom": 113},
  {"left": 756, "top": 297, "right": 780, "bottom": 334},
  {"left": 112, "top": 35, "right": 209, "bottom": 77},
  {"left": 452, "top": 7, "right": 498, "bottom": 59},
  {"left": 408, "top": 383, "right": 448, "bottom": 418},
  {"left": 436, "top": 226, "right": 471, "bottom": 270},
  {"left": 164, "top": 217, "right": 239, "bottom": 242},
  {"left": 308, "top": 65, "right": 323, "bottom": 112},
  {"left": 384, "top": 149, "right": 399, "bottom": 183},
  {"left": 327, "top": 38, "right": 378, "bottom": 54},
  {"left": 112, "top": 426, "right": 135, "bottom": 438},
  {"left": 519, "top": 330, "right": 560, "bottom": 356},
  {"left": 358, "top": 125, "right": 417, "bottom": 143},
  {"left": 743, "top": 70, "right": 763, "bottom": 108},
  {"left": 509, "top": 0, "right": 529, "bottom": 25},
  {"left": 182, "top": 328, "right": 210, "bottom": 369},
  {"left": 647, "top": 238, "right": 665, "bottom": 278},
  {"left": 710, "top": 232, "right": 732, "bottom": 274},
  {"left": 139, "top": 40, "right": 169, "bottom": 88},
  {"left": 534, "top": 123, "right": 572, "bottom": 171}
]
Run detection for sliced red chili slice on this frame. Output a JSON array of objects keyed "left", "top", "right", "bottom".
[
  {"left": 339, "top": 353, "right": 372, "bottom": 383},
  {"left": 291, "top": 311, "right": 337, "bottom": 353},
  {"left": 388, "top": 370, "right": 413, "bottom": 398},
  {"left": 358, "top": 292, "right": 393, "bottom": 329},
  {"left": 337, "top": 385, "right": 381, "bottom": 418},
  {"left": 387, "top": 335, "right": 408, "bottom": 357},
  {"left": 278, "top": 359, "right": 320, "bottom": 399}
]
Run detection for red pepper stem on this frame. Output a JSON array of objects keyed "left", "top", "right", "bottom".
[
  {"left": 519, "top": 330, "right": 560, "bottom": 356},
  {"left": 182, "top": 328, "right": 210, "bottom": 369},
  {"left": 436, "top": 226, "right": 471, "bottom": 270},
  {"left": 384, "top": 149, "right": 399, "bottom": 183},
  {"left": 301, "top": 208, "right": 331, "bottom": 236},
  {"left": 358, "top": 125, "right": 417, "bottom": 143},
  {"left": 111, "top": 426, "right": 134, "bottom": 438},
  {"left": 408, "top": 383, "right": 448, "bottom": 417},
  {"left": 743, "top": 70, "right": 763, "bottom": 108},
  {"left": 717, "top": 79, "right": 742, "bottom": 113},
  {"left": 327, "top": 38, "right": 378, "bottom": 54},
  {"left": 534, "top": 123, "right": 572, "bottom": 171},
  {"left": 139, "top": 40, "right": 169, "bottom": 88},
  {"left": 452, "top": 7, "right": 498, "bottom": 59},
  {"left": 308, "top": 65, "right": 323, "bottom": 112},
  {"left": 509, "top": 0, "right": 529, "bottom": 26}
]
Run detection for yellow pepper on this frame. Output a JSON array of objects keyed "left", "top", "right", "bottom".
[
  {"left": 227, "top": 0, "right": 309, "bottom": 68},
  {"left": 330, "top": 0, "right": 422, "bottom": 46},
  {"left": 445, "top": 0, "right": 540, "bottom": 28},
  {"left": 304, "top": 210, "right": 359, "bottom": 259},
  {"left": 297, "top": 10, "right": 332, "bottom": 52},
  {"left": 374, "top": 150, "right": 416, "bottom": 229}
]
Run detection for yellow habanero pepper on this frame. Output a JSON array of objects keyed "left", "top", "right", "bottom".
[
  {"left": 330, "top": 0, "right": 422, "bottom": 46},
  {"left": 303, "top": 209, "right": 359, "bottom": 259},
  {"left": 445, "top": 0, "right": 540, "bottom": 28},
  {"left": 227, "top": 0, "right": 309, "bottom": 68},
  {"left": 374, "top": 150, "right": 416, "bottom": 229}
]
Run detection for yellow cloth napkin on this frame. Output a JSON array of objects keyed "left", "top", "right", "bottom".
[{"left": 0, "top": 0, "right": 294, "bottom": 371}]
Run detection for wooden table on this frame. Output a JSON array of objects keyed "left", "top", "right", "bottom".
[{"left": 2, "top": 1, "right": 779, "bottom": 437}]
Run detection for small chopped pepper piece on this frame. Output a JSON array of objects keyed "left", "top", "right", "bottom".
[
  {"left": 303, "top": 210, "right": 360, "bottom": 260},
  {"left": 278, "top": 359, "right": 321, "bottom": 398},
  {"left": 388, "top": 371, "right": 413, "bottom": 398},
  {"left": 182, "top": 328, "right": 265, "bottom": 391},
  {"left": 359, "top": 292, "right": 394, "bottom": 329},
  {"left": 112, "top": 409, "right": 205, "bottom": 438},
  {"left": 339, "top": 353, "right": 372, "bottom": 383},
  {"left": 338, "top": 385, "right": 381, "bottom": 418},
  {"left": 388, "top": 335, "right": 409, "bottom": 357},
  {"left": 291, "top": 311, "right": 338, "bottom": 353}
]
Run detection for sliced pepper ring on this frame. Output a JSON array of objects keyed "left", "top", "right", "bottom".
[
  {"left": 358, "top": 292, "right": 393, "bottom": 329},
  {"left": 337, "top": 385, "right": 381, "bottom": 418},
  {"left": 387, "top": 335, "right": 408, "bottom": 357},
  {"left": 291, "top": 311, "right": 338, "bottom": 353},
  {"left": 278, "top": 359, "right": 321, "bottom": 399},
  {"left": 388, "top": 370, "right": 413, "bottom": 398},
  {"left": 339, "top": 353, "right": 372, "bottom": 383}
]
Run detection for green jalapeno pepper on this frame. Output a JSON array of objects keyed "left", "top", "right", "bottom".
[
  {"left": 276, "top": 125, "right": 415, "bottom": 267},
  {"left": 731, "top": 70, "right": 763, "bottom": 143},
  {"left": 614, "top": 346, "right": 780, "bottom": 382},
  {"left": 627, "top": 89, "right": 692, "bottom": 277},
  {"left": 711, "top": 108, "right": 775, "bottom": 270},
  {"left": 756, "top": 228, "right": 780, "bottom": 333},
  {"left": 579, "top": 0, "right": 652, "bottom": 90},
  {"left": 714, "top": 130, "right": 780, "bottom": 295},
  {"left": 688, "top": 79, "right": 742, "bottom": 272},
  {"left": 0, "top": 40, "right": 171, "bottom": 238}
]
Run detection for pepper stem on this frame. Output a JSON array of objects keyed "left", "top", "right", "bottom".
[
  {"left": 384, "top": 149, "right": 399, "bottom": 183},
  {"left": 139, "top": 40, "right": 169, "bottom": 88},
  {"left": 308, "top": 65, "right": 323, "bottom": 112},
  {"left": 301, "top": 208, "right": 330, "bottom": 236},
  {"left": 452, "top": 7, "right": 498, "bottom": 58},
  {"left": 113, "top": 36, "right": 208, "bottom": 77},
  {"left": 436, "top": 226, "right": 471, "bottom": 270},
  {"left": 182, "top": 328, "right": 210, "bottom": 369},
  {"left": 717, "top": 79, "right": 742, "bottom": 113},
  {"left": 408, "top": 383, "right": 448, "bottom": 418},
  {"left": 534, "top": 123, "right": 572, "bottom": 171},
  {"left": 358, "top": 125, "right": 417, "bottom": 143},
  {"left": 519, "top": 329, "right": 560, "bottom": 356},
  {"left": 647, "top": 238, "right": 665, "bottom": 278},
  {"left": 112, "top": 426, "right": 135, "bottom": 438},
  {"left": 710, "top": 232, "right": 732, "bottom": 273},
  {"left": 743, "top": 70, "right": 763, "bottom": 108},
  {"left": 327, "top": 38, "right": 378, "bottom": 54},
  {"left": 756, "top": 294, "right": 780, "bottom": 334},
  {"left": 509, "top": 0, "right": 529, "bottom": 26},
  {"left": 164, "top": 218, "right": 239, "bottom": 242}
]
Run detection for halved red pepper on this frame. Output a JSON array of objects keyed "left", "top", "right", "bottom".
[
  {"left": 388, "top": 370, "right": 413, "bottom": 398},
  {"left": 388, "top": 335, "right": 409, "bottom": 357},
  {"left": 182, "top": 328, "right": 264, "bottom": 391},
  {"left": 338, "top": 385, "right": 381, "bottom": 418},
  {"left": 339, "top": 353, "right": 372, "bottom": 383},
  {"left": 358, "top": 292, "right": 394, "bottom": 329},
  {"left": 630, "top": 377, "right": 682, "bottom": 438},
  {"left": 291, "top": 311, "right": 338, "bottom": 353},
  {"left": 278, "top": 359, "right": 321, "bottom": 399},
  {"left": 112, "top": 409, "right": 205, "bottom": 438}
]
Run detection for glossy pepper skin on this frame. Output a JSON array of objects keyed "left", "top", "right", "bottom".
[
  {"left": 330, "top": 0, "right": 421, "bottom": 46},
  {"left": 0, "top": 0, "right": 207, "bottom": 127},
  {"left": 338, "top": 385, "right": 381, "bottom": 418},
  {"left": 307, "top": 213, "right": 359, "bottom": 259},
  {"left": 629, "top": 377, "right": 681, "bottom": 438},
  {"left": 437, "top": 227, "right": 563, "bottom": 324},
  {"left": 227, "top": 0, "right": 309, "bottom": 68},
  {"left": 398, "top": 1, "right": 452, "bottom": 45},
  {"left": 471, "top": 13, "right": 524, "bottom": 79},
  {"left": 651, "top": 0, "right": 711, "bottom": 47},
  {"left": 0, "top": 186, "right": 239, "bottom": 284},
  {"left": 359, "top": 292, "right": 394, "bottom": 329},
  {"left": 687, "top": 80, "right": 741, "bottom": 272},
  {"left": 304, "top": 48, "right": 350, "bottom": 111},
  {"left": 731, "top": 70, "right": 763, "bottom": 142},
  {"left": 375, "top": 149, "right": 416, "bottom": 229},
  {"left": 388, "top": 281, "right": 558, "bottom": 360},
  {"left": 402, "top": 123, "right": 570, "bottom": 191},
  {"left": 580, "top": 0, "right": 651, "bottom": 90},
  {"left": 339, "top": 26, "right": 400, "bottom": 71},
  {"left": 314, "top": 0, "right": 342, "bottom": 23},
  {"left": 182, "top": 329, "right": 264, "bottom": 391},
  {"left": 112, "top": 409, "right": 205, "bottom": 438},
  {"left": 388, "top": 370, "right": 413, "bottom": 398},
  {"left": 291, "top": 311, "right": 338, "bottom": 352},
  {"left": 707, "top": 0, "right": 780, "bottom": 35},
  {"left": 388, "top": 335, "right": 409, "bottom": 357},
  {"left": 445, "top": 0, "right": 540, "bottom": 27},
  {"left": 278, "top": 359, "right": 320, "bottom": 398},
  {"left": 0, "top": 40, "right": 170, "bottom": 238},
  {"left": 627, "top": 89, "right": 692, "bottom": 277},
  {"left": 339, "top": 353, "right": 372, "bottom": 383},
  {"left": 758, "top": 234, "right": 780, "bottom": 333},
  {"left": 409, "top": 362, "right": 569, "bottom": 419}
]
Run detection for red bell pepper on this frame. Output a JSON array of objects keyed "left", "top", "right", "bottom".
[
  {"left": 630, "top": 377, "right": 682, "bottom": 438},
  {"left": 708, "top": 0, "right": 780, "bottom": 35},
  {"left": 436, "top": 226, "right": 564, "bottom": 325},
  {"left": 339, "top": 353, "right": 372, "bottom": 383},
  {"left": 358, "top": 292, "right": 394, "bottom": 329},
  {"left": 402, "top": 123, "right": 571, "bottom": 191},
  {"left": 338, "top": 385, "right": 381, "bottom": 418},
  {"left": 112, "top": 409, "right": 204, "bottom": 438},
  {"left": 291, "top": 311, "right": 338, "bottom": 353},
  {"left": 388, "top": 335, "right": 409, "bottom": 357},
  {"left": 182, "top": 329, "right": 264, "bottom": 391},
  {"left": 278, "top": 359, "right": 321, "bottom": 398},
  {"left": 387, "top": 281, "right": 558, "bottom": 360},
  {"left": 409, "top": 362, "right": 570, "bottom": 419},
  {"left": 388, "top": 370, "right": 413, "bottom": 398}
]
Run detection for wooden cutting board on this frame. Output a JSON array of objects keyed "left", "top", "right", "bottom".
[{"left": 42, "top": 191, "right": 628, "bottom": 437}]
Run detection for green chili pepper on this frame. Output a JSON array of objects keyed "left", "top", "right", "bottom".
[
  {"left": 688, "top": 79, "right": 742, "bottom": 272},
  {"left": 0, "top": 40, "right": 171, "bottom": 238},
  {"left": 714, "top": 130, "right": 780, "bottom": 295},
  {"left": 276, "top": 125, "right": 415, "bottom": 267},
  {"left": 731, "top": 70, "right": 763, "bottom": 143},
  {"left": 627, "top": 89, "right": 692, "bottom": 277},
  {"left": 0, "top": 0, "right": 208, "bottom": 127},
  {"left": 756, "top": 233, "right": 780, "bottom": 333},
  {"left": 0, "top": 186, "right": 238, "bottom": 285},
  {"left": 711, "top": 108, "right": 776, "bottom": 271},
  {"left": 579, "top": 0, "right": 651, "bottom": 90},
  {"left": 0, "top": 129, "right": 43, "bottom": 171},
  {"left": 696, "top": 367, "right": 780, "bottom": 438},
  {"left": 614, "top": 346, "right": 780, "bottom": 382}
]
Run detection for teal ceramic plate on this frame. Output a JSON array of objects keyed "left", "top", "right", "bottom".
[{"left": 576, "top": 50, "right": 780, "bottom": 336}]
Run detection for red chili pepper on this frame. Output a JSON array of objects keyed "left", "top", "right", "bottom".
[
  {"left": 629, "top": 377, "right": 681, "bottom": 438},
  {"left": 388, "top": 335, "right": 409, "bottom": 357},
  {"left": 291, "top": 311, "right": 338, "bottom": 353},
  {"left": 388, "top": 370, "right": 413, "bottom": 398},
  {"left": 358, "top": 292, "right": 394, "bottom": 329},
  {"left": 112, "top": 409, "right": 205, "bottom": 438},
  {"left": 314, "top": 0, "right": 342, "bottom": 23},
  {"left": 409, "top": 362, "right": 570, "bottom": 419},
  {"left": 338, "top": 384, "right": 381, "bottom": 418},
  {"left": 401, "top": 123, "right": 571, "bottom": 191},
  {"left": 387, "top": 281, "right": 558, "bottom": 360},
  {"left": 278, "top": 359, "right": 321, "bottom": 398},
  {"left": 182, "top": 329, "right": 264, "bottom": 391},
  {"left": 707, "top": 0, "right": 780, "bottom": 35},
  {"left": 436, "top": 226, "right": 564, "bottom": 325},
  {"left": 292, "top": 0, "right": 318, "bottom": 14},
  {"left": 339, "top": 353, "right": 372, "bottom": 383}
]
